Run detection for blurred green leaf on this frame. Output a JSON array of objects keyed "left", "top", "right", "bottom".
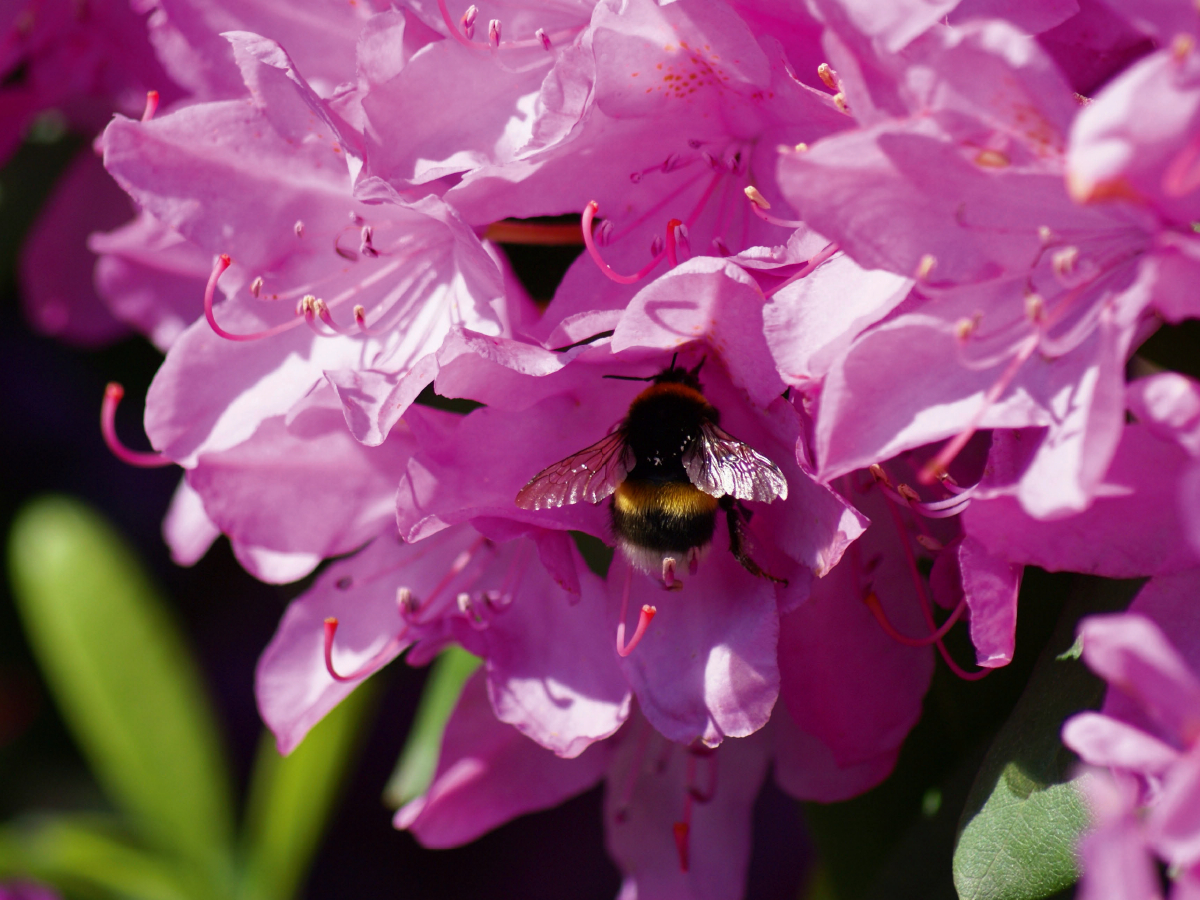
[
  {"left": 0, "top": 815, "right": 200, "bottom": 900},
  {"left": 382, "top": 646, "right": 481, "bottom": 809},
  {"left": 240, "top": 682, "right": 378, "bottom": 900},
  {"left": 953, "top": 578, "right": 1141, "bottom": 900},
  {"left": 7, "top": 496, "right": 235, "bottom": 881}
]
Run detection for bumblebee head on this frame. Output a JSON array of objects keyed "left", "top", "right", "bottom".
[
  {"left": 651, "top": 354, "right": 704, "bottom": 391},
  {"left": 604, "top": 353, "right": 705, "bottom": 389}
]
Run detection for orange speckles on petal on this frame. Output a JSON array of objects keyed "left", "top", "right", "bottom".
[
  {"left": 656, "top": 63, "right": 663, "bottom": 69},
  {"left": 974, "top": 148, "right": 1009, "bottom": 168},
  {"left": 632, "top": 72, "right": 639, "bottom": 77}
]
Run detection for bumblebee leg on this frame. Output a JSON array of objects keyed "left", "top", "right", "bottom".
[{"left": 721, "top": 497, "right": 787, "bottom": 585}]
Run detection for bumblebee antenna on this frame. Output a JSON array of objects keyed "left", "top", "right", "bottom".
[
  {"left": 670, "top": 352, "right": 679, "bottom": 370},
  {"left": 603, "top": 373, "right": 657, "bottom": 381},
  {"left": 689, "top": 356, "right": 706, "bottom": 377}
]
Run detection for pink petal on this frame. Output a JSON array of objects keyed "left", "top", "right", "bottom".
[
  {"left": 89, "top": 211, "right": 212, "bottom": 352},
  {"left": 397, "top": 671, "right": 613, "bottom": 847},
  {"left": 958, "top": 536, "right": 1021, "bottom": 668},
  {"left": 1148, "top": 746, "right": 1200, "bottom": 871},
  {"left": 161, "top": 477, "right": 220, "bottom": 567},
  {"left": 965, "top": 422, "right": 1200, "bottom": 578},
  {"left": 256, "top": 527, "right": 484, "bottom": 753},
  {"left": 188, "top": 393, "right": 414, "bottom": 558},
  {"left": 1080, "top": 613, "right": 1200, "bottom": 746},
  {"left": 482, "top": 550, "right": 632, "bottom": 758},
  {"left": 1077, "top": 793, "right": 1163, "bottom": 900},
  {"left": 603, "top": 715, "right": 769, "bottom": 900},
  {"left": 763, "top": 252, "right": 912, "bottom": 390},
  {"left": 611, "top": 258, "right": 785, "bottom": 408},
  {"left": 1127, "top": 373, "right": 1200, "bottom": 458},
  {"left": 611, "top": 552, "right": 780, "bottom": 746},
  {"left": 231, "top": 543, "right": 322, "bottom": 584},
  {"left": 1063, "top": 712, "right": 1182, "bottom": 775},
  {"left": 778, "top": 481, "right": 934, "bottom": 767},
  {"left": 772, "top": 703, "right": 899, "bottom": 802},
  {"left": 19, "top": 150, "right": 131, "bottom": 348}
]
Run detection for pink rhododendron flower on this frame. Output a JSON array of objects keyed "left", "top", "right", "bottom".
[
  {"left": 41, "top": 0, "right": 1200, "bottom": 895},
  {"left": 0, "top": 0, "right": 177, "bottom": 163},
  {"left": 101, "top": 32, "right": 514, "bottom": 463},
  {"left": 256, "top": 520, "right": 633, "bottom": 756},
  {"left": 19, "top": 150, "right": 134, "bottom": 347},
  {"left": 399, "top": 669, "right": 902, "bottom": 900},
  {"left": 1063, "top": 598, "right": 1200, "bottom": 900},
  {"left": 964, "top": 373, "right": 1200, "bottom": 579}
]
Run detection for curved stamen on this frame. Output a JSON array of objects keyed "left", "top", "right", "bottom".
[
  {"left": 750, "top": 203, "right": 805, "bottom": 229},
  {"left": 141, "top": 90, "right": 159, "bottom": 122},
  {"left": 434, "top": 0, "right": 578, "bottom": 51},
  {"left": 615, "top": 565, "right": 657, "bottom": 657},
  {"left": 322, "top": 617, "right": 407, "bottom": 682},
  {"left": 315, "top": 301, "right": 359, "bottom": 336},
  {"left": 582, "top": 201, "right": 667, "bottom": 285},
  {"left": 865, "top": 590, "right": 967, "bottom": 647},
  {"left": 673, "top": 747, "right": 717, "bottom": 872},
  {"left": 868, "top": 468, "right": 975, "bottom": 518},
  {"left": 744, "top": 186, "right": 804, "bottom": 228},
  {"left": 762, "top": 241, "right": 839, "bottom": 299},
  {"left": 101, "top": 383, "right": 173, "bottom": 468},
  {"left": 204, "top": 255, "right": 306, "bottom": 342},
  {"left": 881, "top": 493, "right": 990, "bottom": 681},
  {"left": 406, "top": 536, "right": 489, "bottom": 625}
]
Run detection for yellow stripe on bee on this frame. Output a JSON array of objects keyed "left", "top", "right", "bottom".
[{"left": 614, "top": 480, "right": 719, "bottom": 517}]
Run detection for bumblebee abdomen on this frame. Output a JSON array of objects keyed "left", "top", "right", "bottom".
[{"left": 610, "top": 479, "right": 719, "bottom": 553}]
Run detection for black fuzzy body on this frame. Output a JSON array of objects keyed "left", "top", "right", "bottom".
[{"left": 609, "top": 380, "right": 721, "bottom": 560}]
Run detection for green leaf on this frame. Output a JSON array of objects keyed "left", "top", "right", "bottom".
[
  {"left": 0, "top": 815, "right": 201, "bottom": 900},
  {"left": 7, "top": 496, "right": 235, "bottom": 880},
  {"left": 239, "top": 682, "right": 378, "bottom": 900},
  {"left": 953, "top": 577, "right": 1142, "bottom": 900},
  {"left": 382, "top": 646, "right": 482, "bottom": 809}
]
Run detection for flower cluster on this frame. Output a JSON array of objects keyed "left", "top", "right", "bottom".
[{"left": 23, "top": 0, "right": 1200, "bottom": 894}]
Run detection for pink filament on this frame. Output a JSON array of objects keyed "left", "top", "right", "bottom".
[
  {"left": 673, "top": 748, "right": 717, "bottom": 872},
  {"left": 882, "top": 494, "right": 990, "bottom": 681},
  {"left": 616, "top": 565, "right": 657, "bottom": 657},
  {"left": 749, "top": 201, "right": 804, "bottom": 229},
  {"left": 865, "top": 590, "right": 967, "bottom": 647},
  {"left": 141, "top": 90, "right": 159, "bottom": 122},
  {"left": 673, "top": 822, "right": 690, "bottom": 873},
  {"left": 762, "top": 241, "right": 839, "bottom": 299},
  {"left": 322, "top": 617, "right": 407, "bottom": 683},
  {"left": 101, "top": 383, "right": 172, "bottom": 468},
  {"left": 582, "top": 201, "right": 667, "bottom": 285},
  {"left": 204, "top": 254, "right": 304, "bottom": 342}
]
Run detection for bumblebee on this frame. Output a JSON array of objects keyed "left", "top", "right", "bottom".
[{"left": 515, "top": 358, "right": 788, "bottom": 587}]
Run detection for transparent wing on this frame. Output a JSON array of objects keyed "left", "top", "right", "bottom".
[
  {"left": 683, "top": 422, "right": 788, "bottom": 503},
  {"left": 515, "top": 430, "right": 634, "bottom": 510}
]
